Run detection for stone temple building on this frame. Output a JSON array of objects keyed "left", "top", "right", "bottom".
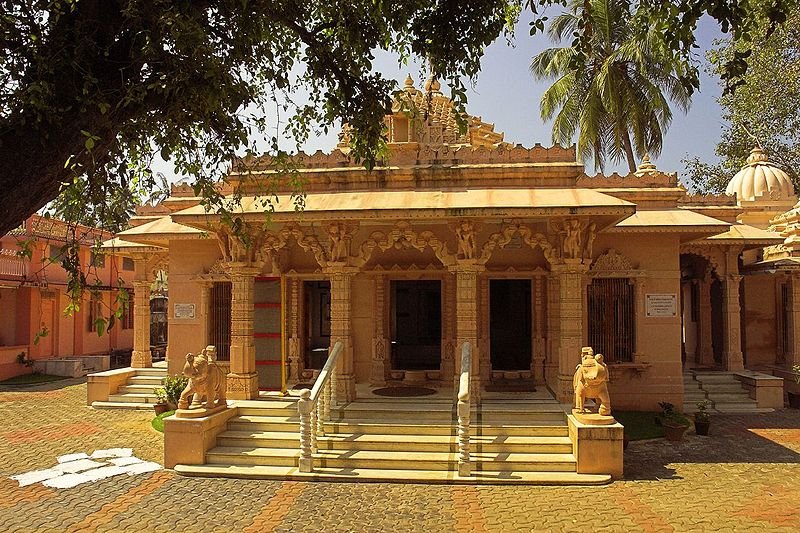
[{"left": 90, "top": 77, "right": 798, "bottom": 483}]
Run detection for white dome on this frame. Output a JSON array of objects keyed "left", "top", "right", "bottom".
[{"left": 726, "top": 147, "right": 795, "bottom": 204}]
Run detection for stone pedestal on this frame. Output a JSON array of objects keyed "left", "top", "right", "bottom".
[{"left": 568, "top": 415, "right": 624, "bottom": 479}]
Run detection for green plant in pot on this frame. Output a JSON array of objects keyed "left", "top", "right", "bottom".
[
  {"left": 153, "top": 387, "right": 170, "bottom": 416},
  {"left": 658, "top": 402, "right": 690, "bottom": 441},
  {"left": 788, "top": 365, "right": 800, "bottom": 409},
  {"left": 694, "top": 400, "right": 711, "bottom": 436},
  {"left": 160, "top": 375, "right": 189, "bottom": 411}
]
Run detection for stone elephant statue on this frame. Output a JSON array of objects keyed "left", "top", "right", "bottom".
[{"left": 178, "top": 345, "right": 227, "bottom": 410}]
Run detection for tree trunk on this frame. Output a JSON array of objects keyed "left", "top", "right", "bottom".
[{"left": 622, "top": 130, "right": 637, "bottom": 173}]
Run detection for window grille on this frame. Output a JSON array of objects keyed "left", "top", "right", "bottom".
[
  {"left": 587, "top": 278, "right": 635, "bottom": 363},
  {"left": 122, "top": 257, "right": 134, "bottom": 271},
  {"left": 210, "top": 282, "right": 232, "bottom": 361},
  {"left": 88, "top": 295, "right": 104, "bottom": 332},
  {"left": 121, "top": 298, "right": 133, "bottom": 330}
]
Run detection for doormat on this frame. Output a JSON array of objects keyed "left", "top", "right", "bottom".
[
  {"left": 485, "top": 380, "right": 536, "bottom": 393},
  {"left": 372, "top": 386, "right": 437, "bottom": 397}
]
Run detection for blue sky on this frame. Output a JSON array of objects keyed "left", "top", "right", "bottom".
[
  {"left": 299, "top": 13, "right": 726, "bottom": 182},
  {"left": 159, "top": 13, "right": 728, "bottom": 188}
]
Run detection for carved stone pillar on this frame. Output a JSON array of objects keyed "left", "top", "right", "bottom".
[
  {"left": 440, "top": 274, "right": 456, "bottom": 383},
  {"left": 788, "top": 274, "right": 800, "bottom": 368},
  {"left": 449, "top": 260, "right": 484, "bottom": 402},
  {"left": 131, "top": 279, "right": 152, "bottom": 368},
  {"left": 532, "top": 276, "right": 546, "bottom": 384},
  {"left": 326, "top": 263, "right": 358, "bottom": 401},
  {"left": 552, "top": 260, "right": 589, "bottom": 403},
  {"left": 370, "top": 275, "right": 389, "bottom": 386},
  {"left": 723, "top": 273, "right": 744, "bottom": 371},
  {"left": 697, "top": 276, "right": 714, "bottom": 367},
  {"left": 546, "top": 273, "right": 560, "bottom": 384},
  {"left": 226, "top": 265, "right": 261, "bottom": 399},
  {"left": 288, "top": 278, "right": 303, "bottom": 383}
]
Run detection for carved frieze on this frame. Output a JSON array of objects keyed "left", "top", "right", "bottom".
[{"left": 479, "top": 221, "right": 556, "bottom": 264}]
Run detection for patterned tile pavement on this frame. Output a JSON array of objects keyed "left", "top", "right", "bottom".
[{"left": 1, "top": 378, "right": 799, "bottom": 532}]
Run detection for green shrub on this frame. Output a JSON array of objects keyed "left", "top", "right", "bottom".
[{"left": 159, "top": 374, "right": 188, "bottom": 407}]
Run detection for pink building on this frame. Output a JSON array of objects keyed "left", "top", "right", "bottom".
[{"left": 0, "top": 215, "right": 134, "bottom": 380}]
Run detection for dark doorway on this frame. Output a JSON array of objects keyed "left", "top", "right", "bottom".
[
  {"left": 305, "top": 281, "right": 331, "bottom": 370},
  {"left": 711, "top": 279, "right": 724, "bottom": 365},
  {"left": 490, "top": 279, "right": 532, "bottom": 370},
  {"left": 391, "top": 280, "right": 442, "bottom": 370}
]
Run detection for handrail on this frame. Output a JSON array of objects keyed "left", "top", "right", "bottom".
[
  {"left": 456, "top": 342, "right": 471, "bottom": 476},
  {"left": 297, "top": 340, "right": 343, "bottom": 473}
]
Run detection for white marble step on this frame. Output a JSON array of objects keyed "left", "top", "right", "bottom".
[
  {"left": 107, "top": 392, "right": 160, "bottom": 404},
  {"left": 205, "top": 446, "right": 577, "bottom": 472},
  {"left": 175, "top": 463, "right": 611, "bottom": 485},
  {"left": 216, "top": 430, "right": 574, "bottom": 454},
  {"left": 92, "top": 401, "right": 156, "bottom": 411}
]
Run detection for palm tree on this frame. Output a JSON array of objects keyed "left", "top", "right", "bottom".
[{"left": 531, "top": 0, "right": 692, "bottom": 172}]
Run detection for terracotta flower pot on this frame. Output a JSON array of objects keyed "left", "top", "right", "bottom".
[
  {"left": 153, "top": 403, "right": 170, "bottom": 416},
  {"left": 663, "top": 422, "right": 688, "bottom": 442},
  {"left": 694, "top": 419, "right": 710, "bottom": 436},
  {"left": 788, "top": 392, "right": 800, "bottom": 409}
]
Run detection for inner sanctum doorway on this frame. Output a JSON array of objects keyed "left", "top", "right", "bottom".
[
  {"left": 391, "top": 280, "right": 442, "bottom": 371},
  {"left": 490, "top": 279, "right": 532, "bottom": 371}
]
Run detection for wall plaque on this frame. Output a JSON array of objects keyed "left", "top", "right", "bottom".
[
  {"left": 646, "top": 294, "right": 677, "bottom": 317},
  {"left": 174, "top": 303, "right": 196, "bottom": 319}
]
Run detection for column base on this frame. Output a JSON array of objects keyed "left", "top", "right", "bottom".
[
  {"left": 131, "top": 350, "right": 152, "bottom": 369},
  {"left": 339, "top": 373, "right": 356, "bottom": 402},
  {"left": 226, "top": 372, "right": 259, "bottom": 400},
  {"left": 556, "top": 374, "right": 574, "bottom": 405}
]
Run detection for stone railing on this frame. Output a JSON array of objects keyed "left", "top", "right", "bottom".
[
  {"left": 457, "top": 342, "right": 472, "bottom": 477},
  {"left": 0, "top": 249, "right": 26, "bottom": 278},
  {"left": 297, "top": 341, "right": 343, "bottom": 473}
]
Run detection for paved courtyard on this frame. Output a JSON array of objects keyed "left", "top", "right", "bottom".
[{"left": 1, "top": 379, "right": 799, "bottom": 532}]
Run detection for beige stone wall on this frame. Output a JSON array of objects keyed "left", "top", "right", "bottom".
[
  {"left": 166, "top": 239, "right": 220, "bottom": 375},
  {"left": 743, "top": 275, "right": 778, "bottom": 367},
  {"left": 591, "top": 233, "right": 684, "bottom": 411}
]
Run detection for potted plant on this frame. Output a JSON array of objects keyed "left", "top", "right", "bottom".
[
  {"left": 658, "top": 402, "right": 690, "bottom": 442},
  {"left": 153, "top": 388, "right": 170, "bottom": 416},
  {"left": 694, "top": 400, "right": 711, "bottom": 436},
  {"left": 788, "top": 364, "right": 800, "bottom": 409},
  {"left": 161, "top": 375, "right": 189, "bottom": 411}
]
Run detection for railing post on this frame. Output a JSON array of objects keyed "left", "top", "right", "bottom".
[
  {"left": 457, "top": 342, "right": 472, "bottom": 477},
  {"left": 311, "top": 404, "right": 318, "bottom": 454},
  {"left": 298, "top": 389, "right": 314, "bottom": 473},
  {"left": 323, "top": 379, "right": 332, "bottom": 421},
  {"left": 330, "top": 368, "right": 338, "bottom": 408},
  {"left": 457, "top": 397, "right": 471, "bottom": 476}
]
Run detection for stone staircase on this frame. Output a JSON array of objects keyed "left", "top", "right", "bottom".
[
  {"left": 91, "top": 365, "right": 168, "bottom": 410},
  {"left": 683, "top": 371, "right": 772, "bottom": 414},
  {"left": 175, "top": 396, "right": 611, "bottom": 485}
]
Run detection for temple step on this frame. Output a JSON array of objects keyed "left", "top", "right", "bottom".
[{"left": 174, "top": 464, "right": 611, "bottom": 486}]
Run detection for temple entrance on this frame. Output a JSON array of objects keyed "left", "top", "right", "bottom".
[
  {"left": 304, "top": 281, "right": 331, "bottom": 370},
  {"left": 490, "top": 279, "right": 532, "bottom": 371},
  {"left": 391, "top": 280, "right": 441, "bottom": 370}
]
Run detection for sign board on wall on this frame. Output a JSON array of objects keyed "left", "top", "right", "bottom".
[
  {"left": 173, "top": 303, "right": 196, "bottom": 319},
  {"left": 646, "top": 294, "right": 677, "bottom": 317}
]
